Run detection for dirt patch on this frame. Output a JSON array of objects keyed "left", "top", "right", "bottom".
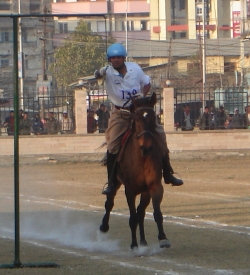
[{"left": 0, "top": 150, "right": 249, "bottom": 274}]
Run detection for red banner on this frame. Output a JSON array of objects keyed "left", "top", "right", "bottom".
[{"left": 232, "top": 11, "right": 241, "bottom": 38}]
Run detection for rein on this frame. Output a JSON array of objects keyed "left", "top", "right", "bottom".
[{"left": 137, "top": 130, "right": 154, "bottom": 138}]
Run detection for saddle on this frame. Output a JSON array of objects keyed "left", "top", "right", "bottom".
[{"left": 117, "top": 128, "right": 132, "bottom": 163}]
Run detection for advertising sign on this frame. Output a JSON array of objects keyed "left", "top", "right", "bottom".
[{"left": 232, "top": 11, "right": 241, "bottom": 38}]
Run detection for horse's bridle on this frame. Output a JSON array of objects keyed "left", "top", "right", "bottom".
[{"left": 133, "top": 107, "right": 156, "bottom": 139}]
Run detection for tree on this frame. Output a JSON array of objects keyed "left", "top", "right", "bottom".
[{"left": 50, "top": 21, "right": 112, "bottom": 88}]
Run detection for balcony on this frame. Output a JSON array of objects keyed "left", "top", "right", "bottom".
[
  {"left": 219, "top": 25, "right": 232, "bottom": 30},
  {"left": 167, "top": 25, "right": 189, "bottom": 32},
  {"left": 153, "top": 26, "right": 161, "bottom": 33},
  {"left": 196, "top": 24, "right": 216, "bottom": 31},
  {"left": 51, "top": 2, "right": 108, "bottom": 15},
  {"left": 112, "top": 1, "right": 149, "bottom": 14},
  {"left": 52, "top": 1, "right": 149, "bottom": 15}
]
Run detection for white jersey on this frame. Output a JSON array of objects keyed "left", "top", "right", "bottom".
[{"left": 103, "top": 62, "right": 150, "bottom": 107}]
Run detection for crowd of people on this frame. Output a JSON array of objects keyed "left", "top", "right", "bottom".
[
  {"left": 3, "top": 109, "right": 74, "bottom": 136},
  {"left": 87, "top": 104, "right": 110, "bottom": 134},
  {"left": 2, "top": 103, "right": 250, "bottom": 136},
  {"left": 174, "top": 104, "right": 250, "bottom": 131}
]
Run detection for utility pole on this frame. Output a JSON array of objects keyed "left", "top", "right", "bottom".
[
  {"left": 202, "top": 0, "right": 206, "bottom": 111},
  {"left": 241, "top": 0, "right": 246, "bottom": 35},
  {"left": 38, "top": 6, "right": 48, "bottom": 119},
  {"left": 240, "top": 0, "right": 247, "bottom": 86},
  {"left": 18, "top": 0, "right": 24, "bottom": 109},
  {"left": 167, "top": 38, "right": 172, "bottom": 80},
  {"left": 39, "top": 6, "right": 48, "bottom": 81},
  {"left": 171, "top": 0, "right": 176, "bottom": 39}
]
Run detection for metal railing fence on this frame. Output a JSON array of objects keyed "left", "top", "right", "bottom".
[{"left": 174, "top": 86, "right": 249, "bottom": 129}]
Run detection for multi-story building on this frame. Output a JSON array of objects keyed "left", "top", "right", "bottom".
[
  {"left": 52, "top": 0, "right": 150, "bottom": 47},
  {"left": 150, "top": 0, "right": 249, "bottom": 40},
  {"left": 0, "top": 0, "right": 53, "bottom": 100}
]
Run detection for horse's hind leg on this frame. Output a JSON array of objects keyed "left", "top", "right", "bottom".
[
  {"left": 137, "top": 191, "right": 151, "bottom": 246},
  {"left": 151, "top": 185, "right": 171, "bottom": 248},
  {"left": 100, "top": 193, "right": 115, "bottom": 233}
]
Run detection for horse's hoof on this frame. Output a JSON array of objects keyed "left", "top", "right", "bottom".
[
  {"left": 99, "top": 224, "right": 109, "bottom": 233},
  {"left": 130, "top": 244, "right": 138, "bottom": 250},
  {"left": 140, "top": 240, "right": 148, "bottom": 247},
  {"left": 159, "top": 239, "right": 171, "bottom": 248}
]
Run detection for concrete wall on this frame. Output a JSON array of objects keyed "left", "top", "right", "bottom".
[
  {"left": 0, "top": 130, "right": 249, "bottom": 156},
  {"left": 1, "top": 87, "right": 250, "bottom": 156}
]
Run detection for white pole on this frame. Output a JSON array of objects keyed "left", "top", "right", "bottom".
[
  {"left": 18, "top": 0, "right": 24, "bottom": 110},
  {"left": 125, "top": 0, "right": 128, "bottom": 59},
  {"left": 202, "top": 0, "right": 206, "bottom": 111},
  {"left": 240, "top": 39, "right": 244, "bottom": 86}
]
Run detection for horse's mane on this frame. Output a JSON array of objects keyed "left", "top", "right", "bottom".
[{"left": 130, "top": 95, "right": 155, "bottom": 113}]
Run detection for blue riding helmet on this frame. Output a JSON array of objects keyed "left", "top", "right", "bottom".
[{"left": 106, "top": 43, "right": 127, "bottom": 58}]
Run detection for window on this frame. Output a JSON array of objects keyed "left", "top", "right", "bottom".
[
  {"left": 0, "top": 32, "right": 10, "bottom": 42},
  {"left": 179, "top": 0, "right": 185, "bottom": 10},
  {"left": 0, "top": 59, "right": 9, "bottom": 68},
  {"left": 196, "top": 7, "right": 203, "bottom": 15},
  {"left": 224, "top": 62, "right": 236, "bottom": 73},
  {"left": 0, "top": 3, "right": 10, "bottom": 10},
  {"left": 141, "top": 20, "right": 149, "bottom": 30},
  {"left": 122, "top": 21, "right": 135, "bottom": 31},
  {"left": 59, "top": 23, "right": 68, "bottom": 33},
  {"left": 97, "top": 21, "right": 105, "bottom": 32},
  {"left": 30, "top": 3, "right": 40, "bottom": 14},
  {"left": 180, "top": 32, "right": 186, "bottom": 38}
]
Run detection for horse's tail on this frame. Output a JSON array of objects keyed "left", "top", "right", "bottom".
[
  {"left": 96, "top": 142, "right": 107, "bottom": 151},
  {"left": 96, "top": 142, "right": 107, "bottom": 166}
]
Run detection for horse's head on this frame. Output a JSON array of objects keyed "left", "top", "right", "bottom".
[{"left": 130, "top": 93, "right": 157, "bottom": 157}]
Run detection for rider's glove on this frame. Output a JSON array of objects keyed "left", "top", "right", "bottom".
[
  {"left": 94, "top": 70, "right": 100, "bottom": 78},
  {"left": 99, "top": 66, "right": 109, "bottom": 77}
]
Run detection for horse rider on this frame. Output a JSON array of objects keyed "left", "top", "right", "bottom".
[{"left": 94, "top": 43, "right": 183, "bottom": 195}]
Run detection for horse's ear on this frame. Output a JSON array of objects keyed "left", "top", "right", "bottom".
[{"left": 150, "top": 92, "right": 157, "bottom": 105}]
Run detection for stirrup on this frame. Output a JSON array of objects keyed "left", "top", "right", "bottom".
[{"left": 102, "top": 182, "right": 116, "bottom": 195}]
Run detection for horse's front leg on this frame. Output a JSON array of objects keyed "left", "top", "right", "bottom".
[
  {"left": 137, "top": 191, "right": 151, "bottom": 246},
  {"left": 151, "top": 185, "right": 171, "bottom": 248},
  {"left": 100, "top": 193, "right": 116, "bottom": 233},
  {"left": 125, "top": 188, "right": 138, "bottom": 249}
]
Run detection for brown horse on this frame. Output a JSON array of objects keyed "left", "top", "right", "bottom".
[{"left": 100, "top": 93, "right": 171, "bottom": 249}]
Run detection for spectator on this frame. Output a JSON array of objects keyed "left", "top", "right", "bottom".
[
  {"left": 199, "top": 106, "right": 210, "bottom": 130},
  {"left": 95, "top": 104, "right": 110, "bottom": 133},
  {"left": 60, "top": 111, "right": 73, "bottom": 134},
  {"left": 19, "top": 112, "right": 31, "bottom": 135},
  {"left": 32, "top": 114, "right": 44, "bottom": 135},
  {"left": 177, "top": 104, "right": 195, "bottom": 131},
  {"left": 225, "top": 114, "right": 233, "bottom": 129},
  {"left": 174, "top": 105, "right": 183, "bottom": 130},
  {"left": 156, "top": 109, "right": 164, "bottom": 125},
  {"left": 215, "top": 106, "right": 227, "bottom": 129},
  {"left": 3, "top": 110, "right": 15, "bottom": 136},
  {"left": 87, "top": 109, "right": 97, "bottom": 133},
  {"left": 45, "top": 111, "right": 59, "bottom": 135},
  {"left": 231, "top": 108, "right": 243, "bottom": 129},
  {"left": 19, "top": 109, "right": 24, "bottom": 120},
  {"left": 243, "top": 105, "right": 250, "bottom": 129},
  {"left": 209, "top": 106, "right": 215, "bottom": 130}
]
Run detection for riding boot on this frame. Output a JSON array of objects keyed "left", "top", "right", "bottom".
[
  {"left": 162, "top": 154, "right": 183, "bottom": 186},
  {"left": 102, "top": 151, "right": 118, "bottom": 195}
]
